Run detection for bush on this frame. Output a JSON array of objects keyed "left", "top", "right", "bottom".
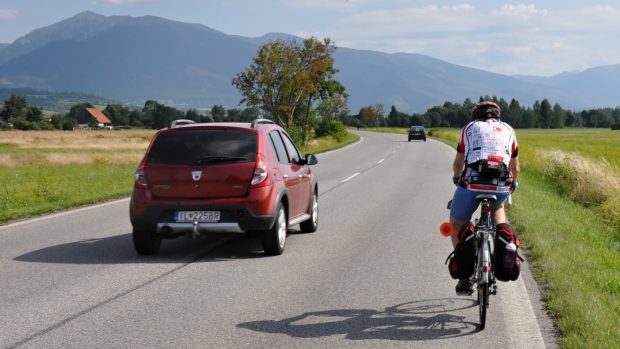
[
  {"left": 611, "top": 123, "right": 620, "bottom": 130},
  {"left": 315, "top": 118, "right": 348, "bottom": 141},
  {"left": 286, "top": 126, "right": 304, "bottom": 147}
]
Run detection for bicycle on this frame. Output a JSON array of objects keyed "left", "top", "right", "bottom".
[
  {"left": 470, "top": 193, "right": 498, "bottom": 330},
  {"left": 442, "top": 194, "right": 498, "bottom": 330}
]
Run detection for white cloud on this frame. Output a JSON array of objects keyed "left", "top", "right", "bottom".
[
  {"left": 492, "top": 4, "right": 549, "bottom": 19},
  {"left": 0, "top": 8, "right": 17, "bottom": 20},
  {"left": 342, "top": 5, "right": 476, "bottom": 37}
]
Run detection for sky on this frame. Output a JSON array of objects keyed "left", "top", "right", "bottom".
[{"left": 0, "top": 0, "right": 619, "bottom": 77}]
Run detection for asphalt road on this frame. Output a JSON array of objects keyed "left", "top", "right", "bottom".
[{"left": 0, "top": 131, "right": 557, "bottom": 348}]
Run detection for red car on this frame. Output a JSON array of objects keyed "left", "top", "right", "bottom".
[{"left": 129, "top": 119, "right": 319, "bottom": 255}]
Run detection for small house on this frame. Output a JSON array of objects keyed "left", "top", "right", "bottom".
[{"left": 77, "top": 108, "right": 112, "bottom": 128}]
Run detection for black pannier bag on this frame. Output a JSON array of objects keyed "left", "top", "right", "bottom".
[
  {"left": 494, "top": 223, "right": 522, "bottom": 281},
  {"left": 446, "top": 223, "right": 476, "bottom": 280}
]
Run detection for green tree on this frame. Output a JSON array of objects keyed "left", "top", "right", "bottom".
[
  {"left": 1, "top": 94, "right": 29, "bottom": 122},
  {"left": 103, "top": 104, "right": 131, "bottom": 126},
  {"left": 318, "top": 93, "right": 349, "bottom": 120},
  {"left": 26, "top": 107, "right": 42, "bottom": 123},
  {"left": 232, "top": 37, "right": 345, "bottom": 142},
  {"left": 211, "top": 105, "right": 226, "bottom": 122},
  {"left": 551, "top": 103, "right": 565, "bottom": 128},
  {"left": 184, "top": 109, "right": 202, "bottom": 122},
  {"left": 142, "top": 100, "right": 182, "bottom": 129},
  {"left": 358, "top": 104, "right": 384, "bottom": 127},
  {"left": 540, "top": 99, "right": 552, "bottom": 128}
]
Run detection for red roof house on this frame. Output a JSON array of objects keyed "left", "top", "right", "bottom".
[{"left": 77, "top": 108, "right": 112, "bottom": 127}]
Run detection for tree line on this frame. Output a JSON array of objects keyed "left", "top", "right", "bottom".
[
  {"left": 0, "top": 95, "right": 263, "bottom": 131},
  {"left": 343, "top": 96, "right": 620, "bottom": 130}
]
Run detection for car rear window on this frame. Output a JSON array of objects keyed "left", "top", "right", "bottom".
[
  {"left": 147, "top": 129, "right": 257, "bottom": 165},
  {"left": 411, "top": 127, "right": 424, "bottom": 131}
]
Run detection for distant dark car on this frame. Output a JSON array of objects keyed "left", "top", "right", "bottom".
[
  {"left": 130, "top": 119, "right": 319, "bottom": 256},
  {"left": 408, "top": 126, "right": 427, "bottom": 142}
]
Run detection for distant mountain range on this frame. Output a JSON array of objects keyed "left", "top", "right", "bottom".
[{"left": 0, "top": 11, "right": 618, "bottom": 113}]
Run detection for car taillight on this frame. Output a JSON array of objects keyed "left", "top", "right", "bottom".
[
  {"left": 134, "top": 166, "right": 148, "bottom": 188},
  {"left": 251, "top": 154, "right": 270, "bottom": 187}
]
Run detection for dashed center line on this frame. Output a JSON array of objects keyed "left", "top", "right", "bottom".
[{"left": 341, "top": 172, "right": 360, "bottom": 183}]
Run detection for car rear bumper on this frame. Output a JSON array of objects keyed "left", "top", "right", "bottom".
[
  {"left": 129, "top": 186, "right": 277, "bottom": 236},
  {"left": 131, "top": 204, "right": 275, "bottom": 236}
]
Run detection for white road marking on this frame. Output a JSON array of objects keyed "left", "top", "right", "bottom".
[
  {"left": 341, "top": 172, "right": 360, "bottom": 183},
  {"left": 377, "top": 158, "right": 385, "bottom": 164}
]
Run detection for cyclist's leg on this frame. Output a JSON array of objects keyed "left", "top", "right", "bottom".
[
  {"left": 449, "top": 187, "right": 478, "bottom": 247},
  {"left": 490, "top": 192, "right": 511, "bottom": 224}
]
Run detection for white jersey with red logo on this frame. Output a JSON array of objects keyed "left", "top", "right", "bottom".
[{"left": 457, "top": 118, "right": 518, "bottom": 177}]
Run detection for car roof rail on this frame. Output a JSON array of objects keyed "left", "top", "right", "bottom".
[{"left": 251, "top": 118, "right": 275, "bottom": 128}]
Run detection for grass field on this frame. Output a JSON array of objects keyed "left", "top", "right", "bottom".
[{"left": 0, "top": 130, "right": 155, "bottom": 222}]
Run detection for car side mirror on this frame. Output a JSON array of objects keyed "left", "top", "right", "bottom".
[{"left": 304, "top": 154, "right": 318, "bottom": 166}]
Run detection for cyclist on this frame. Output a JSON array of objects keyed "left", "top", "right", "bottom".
[{"left": 449, "top": 101, "right": 520, "bottom": 295}]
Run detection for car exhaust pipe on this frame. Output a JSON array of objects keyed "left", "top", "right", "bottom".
[{"left": 192, "top": 221, "right": 200, "bottom": 239}]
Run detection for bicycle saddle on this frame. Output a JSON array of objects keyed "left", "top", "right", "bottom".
[{"left": 475, "top": 194, "right": 498, "bottom": 203}]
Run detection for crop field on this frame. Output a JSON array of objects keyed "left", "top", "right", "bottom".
[{"left": 0, "top": 130, "right": 155, "bottom": 222}]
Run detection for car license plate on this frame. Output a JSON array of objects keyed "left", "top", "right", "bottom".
[{"left": 175, "top": 211, "right": 220, "bottom": 222}]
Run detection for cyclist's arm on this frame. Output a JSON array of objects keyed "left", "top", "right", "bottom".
[
  {"left": 453, "top": 152, "right": 465, "bottom": 178},
  {"left": 509, "top": 156, "right": 520, "bottom": 181}
]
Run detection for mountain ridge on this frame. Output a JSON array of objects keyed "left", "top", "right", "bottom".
[{"left": 0, "top": 12, "right": 618, "bottom": 112}]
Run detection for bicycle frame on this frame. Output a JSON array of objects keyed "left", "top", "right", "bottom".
[
  {"left": 471, "top": 194, "right": 498, "bottom": 330},
  {"left": 474, "top": 200, "right": 495, "bottom": 285}
]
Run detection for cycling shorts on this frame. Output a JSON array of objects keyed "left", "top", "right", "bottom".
[{"left": 450, "top": 186, "right": 510, "bottom": 222}]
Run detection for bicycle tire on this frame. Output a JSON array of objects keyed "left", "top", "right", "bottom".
[{"left": 478, "top": 283, "right": 488, "bottom": 330}]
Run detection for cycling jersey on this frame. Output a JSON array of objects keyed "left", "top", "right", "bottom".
[
  {"left": 456, "top": 119, "right": 518, "bottom": 178},
  {"left": 451, "top": 118, "right": 519, "bottom": 220}
]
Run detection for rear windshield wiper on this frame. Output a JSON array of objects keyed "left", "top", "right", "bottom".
[{"left": 193, "top": 156, "right": 249, "bottom": 164}]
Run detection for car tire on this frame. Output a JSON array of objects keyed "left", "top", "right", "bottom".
[
  {"left": 261, "top": 204, "right": 287, "bottom": 255},
  {"left": 300, "top": 191, "right": 318, "bottom": 233},
  {"left": 133, "top": 228, "right": 162, "bottom": 255}
]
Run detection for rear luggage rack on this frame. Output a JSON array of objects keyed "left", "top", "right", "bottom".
[{"left": 251, "top": 119, "right": 275, "bottom": 127}]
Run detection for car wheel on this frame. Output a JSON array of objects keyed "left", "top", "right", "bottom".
[
  {"left": 300, "top": 191, "right": 318, "bottom": 233},
  {"left": 261, "top": 204, "right": 287, "bottom": 255},
  {"left": 133, "top": 228, "right": 161, "bottom": 255}
]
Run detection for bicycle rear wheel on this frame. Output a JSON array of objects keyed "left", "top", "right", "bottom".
[{"left": 478, "top": 282, "right": 488, "bottom": 330}]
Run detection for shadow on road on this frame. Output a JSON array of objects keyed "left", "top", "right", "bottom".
[
  {"left": 238, "top": 298, "right": 478, "bottom": 341},
  {"left": 12, "top": 228, "right": 307, "bottom": 264},
  {"left": 12, "top": 232, "right": 249, "bottom": 264}
]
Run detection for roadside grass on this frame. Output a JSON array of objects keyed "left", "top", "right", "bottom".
[
  {"left": 299, "top": 132, "right": 359, "bottom": 155},
  {"left": 0, "top": 129, "right": 359, "bottom": 224},
  {"left": 427, "top": 127, "right": 620, "bottom": 348},
  {"left": 0, "top": 164, "right": 136, "bottom": 222},
  {"left": 509, "top": 171, "right": 619, "bottom": 349}
]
